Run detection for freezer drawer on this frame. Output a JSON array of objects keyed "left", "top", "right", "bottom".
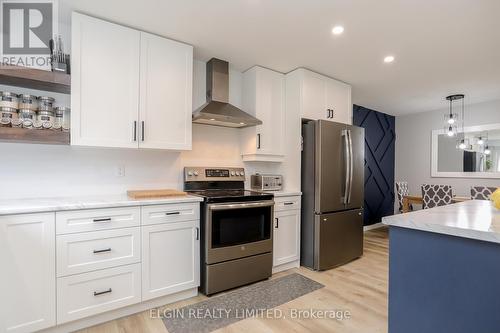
[{"left": 314, "top": 209, "right": 363, "bottom": 270}]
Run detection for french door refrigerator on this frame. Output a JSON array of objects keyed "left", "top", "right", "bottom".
[{"left": 301, "top": 119, "right": 364, "bottom": 270}]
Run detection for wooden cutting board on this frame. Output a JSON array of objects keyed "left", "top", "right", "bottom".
[{"left": 127, "top": 189, "right": 187, "bottom": 199}]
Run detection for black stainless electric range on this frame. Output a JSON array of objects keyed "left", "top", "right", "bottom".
[{"left": 184, "top": 167, "right": 274, "bottom": 295}]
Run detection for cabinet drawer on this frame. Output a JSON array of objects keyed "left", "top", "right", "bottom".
[
  {"left": 274, "top": 196, "right": 301, "bottom": 212},
  {"left": 57, "top": 263, "right": 141, "bottom": 324},
  {"left": 57, "top": 227, "right": 141, "bottom": 277},
  {"left": 141, "top": 203, "right": 199, "bottom": 226},
  {"left": 56, "top": 207, "right": 141, "bottom": 234}
]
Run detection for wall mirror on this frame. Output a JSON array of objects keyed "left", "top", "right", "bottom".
[{"left": 432, "top": 123, "right": 500, "bottom": 178}]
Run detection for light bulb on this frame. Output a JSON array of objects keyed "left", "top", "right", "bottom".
[
  {"left": 485, "top": 147, "right": 491, "bottom": 155},
  {"left": 459, "top": 142, "right": 466, "bottom": 149},
  {"left": 478, "top": 138, "right": 484, "bottom": 145},
  {"left": 447, "top": 118, "right": 455, "bottom": 125},
  {"left": 447, "top": 129, "right": 454, "bottom": 137}
]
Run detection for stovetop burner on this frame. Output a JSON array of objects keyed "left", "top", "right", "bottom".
[{"left": 187, "top": 189, "right": 274, "bottom": 203}]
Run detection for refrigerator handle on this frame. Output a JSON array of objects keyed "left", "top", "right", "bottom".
[
  {"left": 347, "top": 129, "right": 354, "bottom": 204},
  {"left": 341, "top": 129, "right": 350, "bottom": 205}
]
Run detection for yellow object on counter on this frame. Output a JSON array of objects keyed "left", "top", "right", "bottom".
[{"left": 491, "top": 188, "right": 500, "bottom": 209}]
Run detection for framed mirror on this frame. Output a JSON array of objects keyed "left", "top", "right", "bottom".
[{"left": 431, "top": 123, "right": 500, "bottom": 178}]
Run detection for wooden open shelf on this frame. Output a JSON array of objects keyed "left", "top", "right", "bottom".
[
  {"left": 0, "top": 64, "right": 70, "bottom": 94},
  {"left": 0, "top": 127, "right": 70, "bottom": 145}
]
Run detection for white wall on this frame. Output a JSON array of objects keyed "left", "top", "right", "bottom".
[
  {"left": 0, "top": 60, "right": 248, "bottom": 200},
  {"left": 396, "top": 99, "right": 500, "bottom": 200}
]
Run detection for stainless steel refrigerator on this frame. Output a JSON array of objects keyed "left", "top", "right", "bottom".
[{"left": 301, "top": 119, "right": 364, "bottom": 270}]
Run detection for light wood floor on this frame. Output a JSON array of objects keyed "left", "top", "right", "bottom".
[{"left": 78, "top": 227, "right": 388, "bottom": 333}]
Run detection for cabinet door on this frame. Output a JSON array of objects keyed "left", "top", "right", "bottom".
[
  {"left": 142, "top": 221, "right": 200, "bottom": 301},
  {"left": 139, "top": 32, "right": 193, "bottom": 150},
  {"left": 325, "top": 78, "right": 352, "bottom": 125},
  {"left": 71, "top": 13, "right": 140, "bottom": 148},
  {"left": 300, "top": 70, "right": 328, "bottom": 120},
  {"left": 0, "top": 213, "right": 56, "bottom": 333},
  {"left": 255, "top": 68, "right": 285, "bottom": 156},
  {"left": 273, "top": 210, "right": 300, "bottom": 267}
]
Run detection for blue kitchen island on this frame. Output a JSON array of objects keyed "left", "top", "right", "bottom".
[{"left": 383, "top": 200, "right": 500, "bottom": 333}]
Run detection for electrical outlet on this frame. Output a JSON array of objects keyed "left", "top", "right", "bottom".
[{"left": 116, "top": 166, "right": 125, "bottom": 177}]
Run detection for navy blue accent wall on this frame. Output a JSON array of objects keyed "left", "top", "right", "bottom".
[
  {"left": 353, "top": 105, "right": 395, "bottom": 226},
  {"left": 389, "top": 226, "right": 500, "bottom": 333}
]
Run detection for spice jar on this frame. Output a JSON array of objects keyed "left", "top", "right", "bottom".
[
  {"left": 0, "top": 107, "right": 18, "bottom": 126},
  {"left": 0, "top": 92, "right": 18, "bottom": 109},
  {"left": 18, "top": 109, "right": 36, "bottom": 128},
  {"left": 37, "top": 110, "right": 54, "bottom": 129},
  {"left": 18, "top": 94, "right": 38, "bottom": 110},
  {"left": 53, "top": 108, "right": 63, "bottom": 130},
  {"left": 38, "top": 96, "right": 55, "bottom": 111},
  {"left": 56, "top": 106, "right": 70, "bottom": 132}
]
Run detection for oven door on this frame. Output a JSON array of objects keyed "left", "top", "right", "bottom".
[{"left": 206, "top": 200, "right": 274, "bottom": 264}]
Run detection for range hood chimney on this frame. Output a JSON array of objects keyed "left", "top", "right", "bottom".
[{"left": 192, "top": 58, "right": 262, "bottom": 128}]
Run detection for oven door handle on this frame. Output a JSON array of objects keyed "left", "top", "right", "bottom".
[{"left": 208, "top": 200, "right": 275, "bottom": 211}]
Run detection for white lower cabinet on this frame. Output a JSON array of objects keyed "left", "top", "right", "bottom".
[
  {"left": 0, "top": 213, "right": 56, "bottom": 333},
  {"left": 142, "top": 220, "right": 200, "bottom": 301},
  {"left": 57, "top": 263, "right": 142, "bottom": 324},
  {"left": 273, "top": 196, "right": 301, "bottom": 270}
]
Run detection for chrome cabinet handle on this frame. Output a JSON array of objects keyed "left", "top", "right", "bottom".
[
  {"left": 195, "top": 227, "right": 199, "bottom": 240},
  {"left": 284, "top": 202, "right": 294, "bottom": 205},
  {"left": 141, "top": 121, "right": 145, "bottom": 141},
  {"left": 93, "top": 248, "right": 112, "bottom": 254},
  {"left": 257, "top": 133, "right": 261, "bottom": 149},
  {"left": 93, "top": 288, "right": 112, "bottom": 296},
  {"left": 93, "top": 218, "right": 111, "bottom": 223},
  {"left": 275, "top": 217, "right": 279, "bottom": 228},
  {"left": 166, "top": 211, "right": 180, "bottom": 216},
  {"left": 133, "top": 121, "right": 137, "bottom": 141}
]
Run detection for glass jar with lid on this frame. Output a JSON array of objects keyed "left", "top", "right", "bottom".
[
  {"left": 0, "top": 92, "right": 18, "bottom": 109},
  {"left": 0, "top": 107, "right": 18, "bottom": 126},
  {"left": 38, "top": 96, "right": 55, "bottom": 111},
  {"left": 18, "top": 94, "right": 38, "bottom": 110},
  {"left": 18, "top": 109, "right": 36, "bottom": 128},
  {"left": 37, "top": 110, "right": 54, "bottom": 129},
  {"left": 56, "top": 106, "right": 70, "bottom": 132}
]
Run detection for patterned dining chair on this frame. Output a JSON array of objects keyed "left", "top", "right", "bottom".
[
  {"left": 396, "top": 181, "right": 412, "bottom": 213},
  {"left": 421, "top": 184, "right": 453, "bottom": 209},
  {"left": 470, "top": 186, "right": 498, "bottom": 200}
]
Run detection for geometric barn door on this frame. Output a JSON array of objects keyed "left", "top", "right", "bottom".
[{"left": 353, "top": 105, "right": 396, "bottom": 226}]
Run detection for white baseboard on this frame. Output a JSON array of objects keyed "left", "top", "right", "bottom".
[
  {"left": 363, "top": 222, "right": 385, "bottom": 231},
  {"left": 40, "top": 288, "right": 198, "bottom": 333},
  {"left": 272, "top": 260, "right": 300, "bottom": 274}
]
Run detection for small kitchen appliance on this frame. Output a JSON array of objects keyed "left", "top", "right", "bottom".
[{"left": 250, "top": 174, "right": 283, "bottom": 191}]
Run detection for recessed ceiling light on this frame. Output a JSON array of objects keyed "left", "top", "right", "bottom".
[
  {"left": 210, "top": 118, "right": 215, "bottom": 121},
  {"left": 384, "top": 55, "right": 395, "bottom": 63},
  {"left": 331, "top": 26, "right": 344, "bottom": 35},
  {"left": 239, "top": 122, "right": 245, "bottom": 125}
]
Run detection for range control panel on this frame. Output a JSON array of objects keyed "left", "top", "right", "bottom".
[{"left": 184, "top": 167, "right": 245, "bottom": 182}]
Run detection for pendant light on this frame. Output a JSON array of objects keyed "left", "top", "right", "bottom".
[{"left": 444, "top": 94, "right": 464, "bottom": 143}]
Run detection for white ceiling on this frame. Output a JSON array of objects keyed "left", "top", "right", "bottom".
[{"left": 59, "top": 0, "right": 500, "bottom": 116}]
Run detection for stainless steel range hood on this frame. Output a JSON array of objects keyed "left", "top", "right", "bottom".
[{"left": 192, "top": 58, "right": 262, "bottom": 128}]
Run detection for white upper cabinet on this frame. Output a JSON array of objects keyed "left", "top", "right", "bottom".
[
  {"left": 0, "top": 213, "right": 56, "bottom": 333},
  {"left": 71, "top": 13, "right": 140, "bottom": 148},
  {"left": 287, "top": 68, "right": 352, "bottom": 124},
  {"left": 71, "top": 13, "right": 193, "bottom": 150},
  {"left": 139, "top": 32, "right": 193, "bottom": 150},
  {"left": 241, "top": 66, "right": 285, "bottom": 162}
]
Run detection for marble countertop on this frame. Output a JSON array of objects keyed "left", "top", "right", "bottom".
[
  {"left": 256, "top": 191, "right": 302, "bottom": 197},
  {"left": 0, "top": 194, "right": 203, "bottom": 216},
  {"left": 383, "top": 200, "right": 500, "bottom": 244}
]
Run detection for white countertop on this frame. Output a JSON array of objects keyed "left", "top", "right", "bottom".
[
  {"left": 382, "top": 200, "right": 500, "bottom": 244},
  {"left": 0, "top": 194, "right": 203, "bottom": 216},
  {"left": 257, "top": 191, "right": 302, "bottom": 197}
]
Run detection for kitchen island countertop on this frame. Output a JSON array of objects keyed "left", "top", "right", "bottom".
[{"left": 383, "top": 199, "right": 500, "bottom": 244}]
